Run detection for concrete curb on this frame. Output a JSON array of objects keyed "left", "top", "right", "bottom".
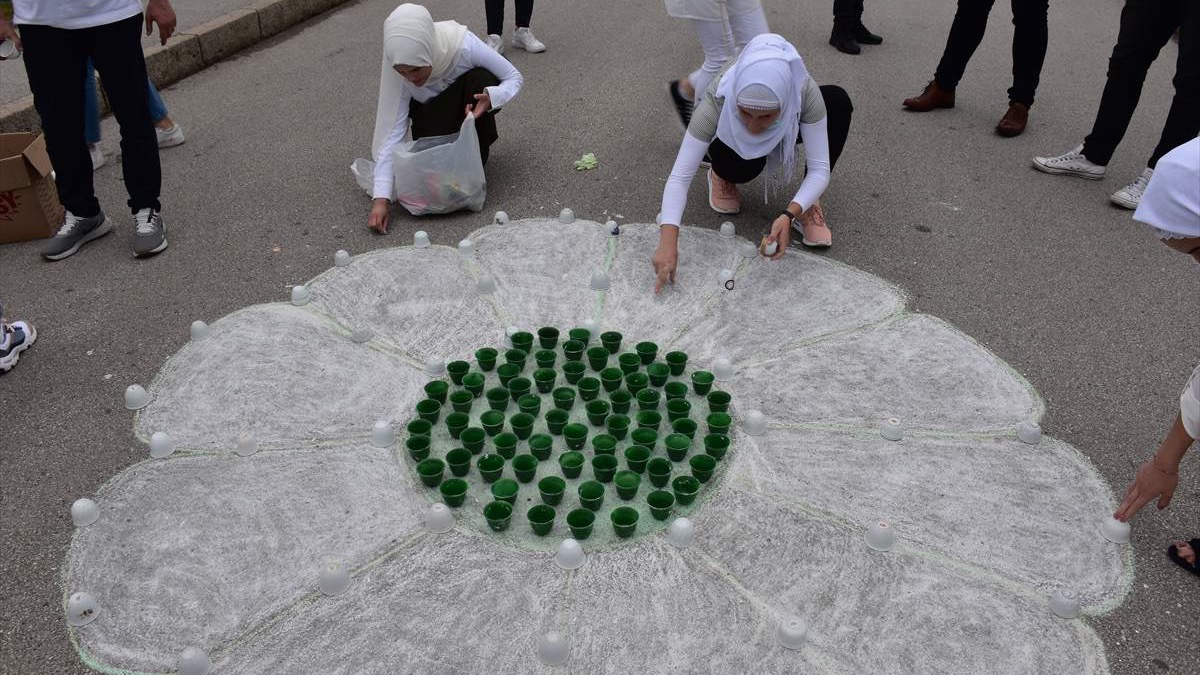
[{"left": 0, "top": 0, "right": 353, "bottom": 133}]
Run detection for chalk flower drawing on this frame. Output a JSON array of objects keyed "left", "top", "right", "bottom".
[{"left": 65, "top": 218, "right": 1130, "bottom": 674}]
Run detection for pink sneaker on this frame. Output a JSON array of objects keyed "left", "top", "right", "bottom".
[
  {"left": 707, "top": 169, "right": 742, "bottom": 214},
  {"left": 795, "top": 201, "right": 832, "bottom": 247}
]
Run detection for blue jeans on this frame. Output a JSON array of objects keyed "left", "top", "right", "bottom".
[{"left": 84, "top": 58, "right": 168, "bottom": 144}]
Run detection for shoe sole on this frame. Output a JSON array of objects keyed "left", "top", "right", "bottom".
[
  {"left": 802, "top": 238, "right": 832, "bottom": 248},
  {"left": 0, "top": 323, "right": 36, "bottom": 373},
  {"left": 513, "top": 42, "right": 545, "bottom": 53},
  {"left": 1031, "top": 160, "right": 1105, "bottom": 180},
  {"left": 668, "top": 81, "right": 693, "bottom": 133},
  {"left": 1109, "top": 193, "right": 1138, "bottom": 210},
  {"left": 157, "top": 136, "right": 185, "bottom": 149},
  {"left": 42, "top": 218, "right": 112, "bottom": 261},
  {"left": 134, "top": 233, "right": 169, "bottom": 258}
]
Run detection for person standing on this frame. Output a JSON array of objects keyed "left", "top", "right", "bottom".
[
  {"left": 0, "top": 0, "right": 175, "bottom": 260},
  {"left": 83, "top": 61, "right": 186, "bottom": 170},
  {"left": 900, "top": 0, "right": 1049, "bottom": 137},
  {"left": 483, "top": 0, "right": 545, "bottom": 54},
  {"left": 1031, "top": 0, "right": 1198, "bottom": 210},
  {"left": 830, "top": 0, "right": 883, "bottom": 55}
]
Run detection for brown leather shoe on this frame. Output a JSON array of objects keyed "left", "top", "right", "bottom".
[
  {"left": 995, "top": 102, "right": 1029, "bottom": 137},
  {"left": 902, "top": 80, "right": 955, "bottom": 111}
]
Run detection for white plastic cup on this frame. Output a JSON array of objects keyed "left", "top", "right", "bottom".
[
  {"left": 712, "top": 357, "right": 735, "bottom": 382},
  {"left": 0, "top": 40, "right": 21, "bottom": 61},
  {"left": 582, "top": 320, "right": 599, "bottom": 340},
  {"left": 189, "top": 320, "right": 209, "bottom": 341},
  {"left": 149, "top": 432, "right": 174, "bottom": 459},
  {"left": 606, "top": 220, "right": 620, "bottom": 236},
  {"left": 350, "top": 328, "right": 374, "bottom": 344},
  {"left": 66, "top": 592, "right": 99, "bottom": 627},
  {"left": 425, "top": 358, "right": 447, "bottom": 376},
  {"left": 290, "top": 285, "right": 311, "bottom": 306},
  {"left": 477, "top": 275, "right": 497, "bottom": 295},
  {"left": 319, "top": 561, "right": 351, "bottom": 596},
  {"left": 425, "top": 503, "right": 455, "bottom": 534},
  {"left": 740, "top": 242, "right": 758, "bottom": 259},
  {"left": 743, "top": 410, "right": 767, "bottom": 437},
  {"left": 590, "top": 271, "right": 610, "bottom": 291},
  {"left": 494, "top": 210, "right": 510, "bottom": 224},
  {"left": 1017, "top": 421, "right": 1042, "bottom": 445},
  {"left": 667, "top": 517, "right": 694, "bottom": 549},
  {"left": 413, "top": 231, "right": 431, "bottom": 248},
  {"left": 1099, "top": 516, "right": 1130, "bottom": 545},
  {"left": 761, "top": 240, "right": 779, "bottom": 256},
  {"left": 537, "top": 631, "right": 570, "bottom": 666},
  {"left": 558, "top": 208, "right": 575, "bottom": 224},
  {"left": 719, "top": 221, "right": 736, "bottom": 238},
  {"left": 1049, "top": 589, "right": 1080, "bottom": 620},
  {"left": 776, "top": 617, "right": 807, "bottom": 650},
  {"left": 370, "top": 420, "right": 394, "bottom": 448},
  {"left": 334, "top": 250, "right": 352, "bottom": 267},
  {"left": 177, "top": 647, "right": 213, "bottom": 675},
  {"left": 865, "top": 520, "right": 896, "bottom": 552},
  {"left": 235, "top": 434, "right": 258, "bottom": 457},
  {"left": 124, "top": 384, "right": 150, "bottom": 410},
  {"left": 718, "top": 269, "right": 735, "bottom": 291},
  {"left": 879, "top": 417, "right": 904, "bottom": 442},
  {"left": 554, "top": 539, "right": 587, "bottom": 570},
  {"left": 458, "top": 239, "right": 474, "bottom": 257},
  {"left": 71, "top": 498, "right": 99, "bottom": 527}
]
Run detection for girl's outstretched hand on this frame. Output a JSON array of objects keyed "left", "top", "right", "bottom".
[{"left": 369, "top": 198, "right": 390, "bottom": 234}]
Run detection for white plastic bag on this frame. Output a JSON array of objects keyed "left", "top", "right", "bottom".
[{"left": 391, "top": 113, "right": 487, "bottom": 216}]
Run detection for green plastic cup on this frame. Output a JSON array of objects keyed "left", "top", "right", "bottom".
[
  {"left": 585, "top": 399, "right": 611, "bottom": 427},
  {"left": 665, "top": 351, "right": 688, "bottom": 376},
  {"left": 665, "top": 433, "right": 691, "bottom": 461},
  {"left": 577, "top": 377, "right": 601, "bottom": 402},
  {"left": 664, "top": 381, "right": 688, "bottom": 400},
  {"left": 690, "top": 454, "right": 717, "bottom": 483},
  {"left": 611, "top": 506, "right": 639, "bottom": 538},
  {"left": 518, "top": 394, "right": 542, "bottom": 416},
  {"left": 592, "top": 454, "right": 618, "bottom": 482},
  {"left": 462, "top": 372, "right": 486, "bottom": 397},
  {"left": 704, "top": 433, "right": 730, "bottom": 461},
  {"left": 635, "top": 341, "right": 658, "bottom": 365},
  {"left": 494, "top": 432, "right": 519, "bottom": 459},
  {"left": 691, "top": 370, "right": 714, "bottom": 396},
  {"left": 491, "top": 478, "right": 520, "bottom": 504},
  {"left": 416, "top": 398, "right": 442, "bottom": 424},
  {"left": 624, "top": 445, "right": 651, "bottom": 473},
  {"left": 537, "top": 326, "right": 560, "bottom": 350},
  {"left": 646, "top": 362, "right": 670, "bottom": 388},
  {"left": 538, "top": 476, "right": 566, "bottom": 506},
  {"left": 647, "top": 457, "right": 672, "bottom": 487},
  {"left": 406, "top": 419, "right": 432, "bottom": 437},
  {"left": 591, "top": 433, "right": 617, "bottom": 455},
  {"left": 480, "top": 410, "right": 505, "bottom": 437},
  {"left": 504, "top": 348, "right": 528, "bottom": 371},
  {"left": 562, "top": 339, "right": 586, "bottom": 361},
  {"left": 609, "top": 390, "right": 633, "bottom": 415},
  {"left": 527, "top": 504, "right": 556, "bottom": 536},
  {"left": 563, "top": 360, "right": 586, "bottom": 385},
  {"left": 462, "top": 427, "right": 487, "bottom": 454},
  {"left": 568, "top": 327, "right": 591, "bottom": 344},
  {"left": 614, "top": 470, "right": 641, "bottom": 500},
  {"left": 509, "top": 412, "right": 535, "bottom": 440},
  {"left": 424, "top": 380, "right": 449, "bottom": 404},
  {"left": 563, "top": 423, "right": 589, "bottom": 450},
  {"left": 446, "top": 448, "right": 473, "bottom": 477},
  {"left": 599, "top": 367, "right": 624, "bottom": 393},
  {"left": 706, "top": 412, "right": 732, "bottom": 436},
  {"left": 672, "top": 418, "right": 698, "bottom": 440},
  {"left": 529, "top": 434, "right": 554, "bottom": 460},
  {"left": 546, "top": 409, "right": 570, "bottom": 435},
  {"left": 567, "top": 508, "right": 595, "bottom": 540},
  {"left": 666, "top": 398, "right": 691, "bottom": 423},
  {"left": 586, "top": 346, "right": 610, "bottom": 372},
  {"left": 600, "top": 331, "right": 622, "bottom": 354},
  {"left": 672, "top": 475, "right": 701, "bottom": 505},
  {"left": 497, "top": 363, "right": 520, "bottom": 387},
  {"left": 631, "top": 428, "right": 658, "bottom": 450},
  {"left": 625, "top": 372, "right": 649, "bottom": 395},
  {"left": 449, "top": 389, "right": 474, "bottom": 413},
  {"left": 484, "top": 500, "right": 512, "bottom": 531},
  {"left": 636, "top": 388, "right": 661, "bottom": 411},
  {"left": 707, "top": 390, "right": 731, "bottom": 414},
  {"left": 406, "top": 435, "right": 431, "bottom": 461},
  {"left": 647, "top": 489, "right": 676, "bottom": 520},
  {"left": 477, "top": 454, "right": 505, "bottom": 483},
  {"left": 618, "top": 352, "right": 641, "bottom": 375},
  {"left": 508, "top": 377, "right": 533, "bottom": 402},
  {"left": 578, "top": 480, "right": 605, "bottom": 511},
  {"left": 559, "top": 451, "right": 585, "bottom": 479},
  {"left": 534, "top": 349, "right": 558, "bottom": 370},
  {"left": 636, "top": 410, "right": 662, "bottom": 432},
  {"left": 552, "top": 386, "right": 577, "bottom": 411},
  {"left": 486, "top": 387, "right": 510, "bottom": 412},
  {"left": 474, "top": 347, "right": 498, "bottom": 372},
  {"left": 512, "top": 453, "right": 538, "bottom": 483},
  {"left": 511, "top": 331, "right": 535, "bottom": 354},
  {"left": 606, "top": 413, "right": 630, "bottom": 440},
  {"left": 447, "top": 360, "right": 470, "bottom": 385},
  {"left": 416, "top": 458, "right": 444, "bottom": 487},
  {"left": 445, "top": 411, "right": 470, "bottom": 439},
  {"left": 439, "top": 478, "right": 469, "bottom": 507}
]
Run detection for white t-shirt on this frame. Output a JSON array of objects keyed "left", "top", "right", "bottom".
[
  {"left": 664, "top": 0, "right": 762, "bottom": 21},
  {"left": 13, "top": 0, "right": 142, "bottom": 30}
]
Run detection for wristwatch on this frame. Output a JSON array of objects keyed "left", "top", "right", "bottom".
[{"left": 779, "top": 210, "right": 800, "bottom": 226}]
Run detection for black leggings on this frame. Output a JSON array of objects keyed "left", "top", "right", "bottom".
[
  {"left": 709, "top": 85, "right": 852, "bottom": 185},
  {"left": 485, "top": 0, "right": 534, "bottom": 35},
  {"left": 409, "top": 68, "right": 501, "bottom": 165}
]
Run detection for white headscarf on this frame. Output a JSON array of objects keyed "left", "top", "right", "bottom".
[
  {"left": 1133, "top": 137, "right": 1200, "bottom": 239},
  {"left": 371, "top": 4, "right": 469, "bottom": 158},
  {"left": 714, "top": 34, "right": 808, "bottom": 200}
]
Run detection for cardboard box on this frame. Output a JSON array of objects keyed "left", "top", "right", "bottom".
[{"left": 0, "top": 132, "right": 63, "bottom": 244}]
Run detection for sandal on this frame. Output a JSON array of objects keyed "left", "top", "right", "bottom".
[{"left": 1166, "top": 538, "right": 1199, "bottom": 577}]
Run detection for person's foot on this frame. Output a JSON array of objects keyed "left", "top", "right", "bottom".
[
  {"left": 668, "top": 80, "right": 694, "bottom": 130},
  {"left": 903, "top": 80, "right": 955, "bottom": 111},
  {"left": 0, "top": 320, "right": 37, "bottom": 374},
  {"left": 156, "top": 123, "right": 186, "bottom": 148},
  {"left": 132, "top": 208, "right": 168, "bottom": 258},
  {"left": 485, "top": 33, "right": 505, "bottom": 54},
  {"left": 707, "top": 169, "right": 741, "bottom": 214},
  {"left": 1110, "top": 167, "right": 1154, "bottom": 209},
  {"left": 995, "top": 102, "right": 1029, "bottom": 137},
  {"left": 512, "top": 27, "right": 545, "bottom": 53},
  {"left": 1032, "top": 145, "right": 1106, "bottom": 180},
  {"left": 853, "top": 23, "right": 883, "bottom": 45},
  {"left": 1167, "top": 538, "right": 1199, "bottom": 577},
  {"left": 88, "top": 143, "right": 106, "bottom": 170},
  {"left": 794, "top": 202, "right": 832, "bottom": 247},
  {"left": 41, "top": 211, "right": 111, "bottom": 261},
  {"left": 829, "top": 24, "right": 861, "bottom": 55}
]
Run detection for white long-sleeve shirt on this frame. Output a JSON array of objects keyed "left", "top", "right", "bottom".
[{"left": 373, "top": 32, "right": 523, "bottom": 199}]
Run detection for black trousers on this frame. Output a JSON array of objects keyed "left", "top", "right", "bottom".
[
  {"left": 833, "top": 0, "right": 865, "bottom": 24},
  {"left": 485, "top": 0, "right": 534, "bottom": 35},
  {"left": 1082, "top": 0, "right": 1199, "bottom": 168},
  {"left": 409, "top": 68, "right": 501, "bottom": 165},
  {"left": 709, "top": 85, "right": 852, "bottom": 185},
  {"left": 932, "top": 0, "right": 1049, "bottom": 107},
  {"left": 19, "top": 13, "right": 160, "bottom": 217}
]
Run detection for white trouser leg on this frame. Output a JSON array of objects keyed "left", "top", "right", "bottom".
[
  {"left": 728, "top": 6, "right": 769, "bottom": 51},
  {"left": 687, "top": 18, "right": 733, "bottom": 101}
]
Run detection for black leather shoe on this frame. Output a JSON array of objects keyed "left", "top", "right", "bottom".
[
  {"left": 829, "top": 27, "right": 861, "bottom": 55},
  {"left": 853, "top": 23, "right": 883, "bottom": 45}
]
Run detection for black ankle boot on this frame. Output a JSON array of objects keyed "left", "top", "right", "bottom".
[
  {"left": 829, "top": 23, "right": 861, "bottom": 55},
  {"left": 853, "top": 22, "right": 883, "bottom": 45}
]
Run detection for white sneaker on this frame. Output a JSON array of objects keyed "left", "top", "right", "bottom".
[
  {"left": 512, "top": 27, "right": 546, "bottom": 53},
  {"left": 88, "top": 144, "right": 106, "bottom": 171},
  {"left": 485, "top": 34, "right": 505, "bottom": 54},
  {"left": 1110, "top": 167, "right": 1153, "bottom": 210},
  {"left": 156, "top": 123, "right": 186, "bottom": 148},
  {"left": 1032, "top": 145, "right": 1106, "bottom": 180}
]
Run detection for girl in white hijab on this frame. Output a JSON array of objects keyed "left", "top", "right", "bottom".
[
  {"left": 652, "top": 34, "right": 854, "bottom": 292},
  {"left": 366, "top": 3, "right": 523, "bottom": 233}
]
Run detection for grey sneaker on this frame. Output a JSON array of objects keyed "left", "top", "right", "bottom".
[
  {"left": 41, "top": 210, "right": 111, "bottom": 261},
  {"left": 0, "top": 320, "right": 37, "bottom": 373},
  {"left": 1110, "top": 167, "right": 1153, "bottom": 210},
  {"left": 132, "top": 208, "right": 168, "bottom": 258}
]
